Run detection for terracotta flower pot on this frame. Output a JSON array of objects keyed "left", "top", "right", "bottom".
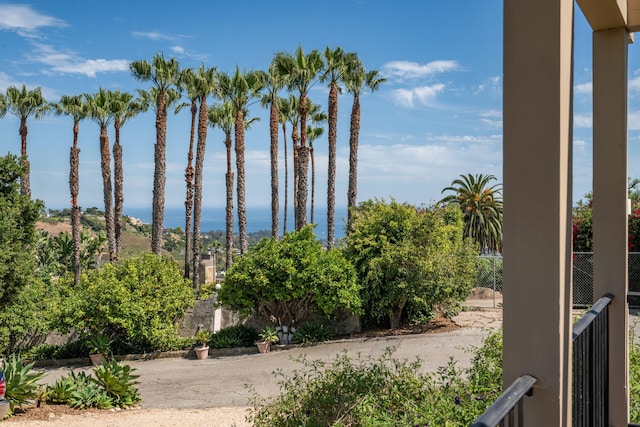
[
  {"left": 89, "top": 353, "right": 103, "bottom": 365},
  {"left": 256, "top": 341, "right": 271, "bottom": 353},
  {"left": 195, "top": 346, "right": 209, "bottom": 360}
]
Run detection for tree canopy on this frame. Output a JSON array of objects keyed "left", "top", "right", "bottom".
[
  {"left": 217, "top": 225, "right": 360, "bottom": 326},
  {"left": 344, "top": 199, "right": 478, "bottom": 328}
]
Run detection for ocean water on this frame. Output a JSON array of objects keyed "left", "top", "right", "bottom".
[{"left": 124, "top": 206, "right": 348, "bottom": 240}]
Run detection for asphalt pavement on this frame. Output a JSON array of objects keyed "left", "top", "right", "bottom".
[{"left": 34, "top": 309, "right": 503, "bottom": 409}]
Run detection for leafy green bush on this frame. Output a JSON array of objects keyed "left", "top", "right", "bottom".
[
  {"left": 4, "top": 354, "right": 45, "bottom": 412},
  {"left": 19, "top": 343, "right": 58, "bottom": 361},
  {"left": 292, "top": 323, "right": 333, "bottom": 345},
  {"left": 249, "top": 329, "right": 503, "bottom": 426},
  {"left": 630, "top": 327, "right": 640, "bottom": 422},
  {"left": 345, "top": 200, "right": 478, "bottom": 328},
  {"left": 55, "top": 252, "right": 196, "bottom": 351},
  {"left": 208, "top": 324, "right": 258, "bottom": 349},
  {"left": 218, "top": 226, "right": 360, "bottom": 326}
]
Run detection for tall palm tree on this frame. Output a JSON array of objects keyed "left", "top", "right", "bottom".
[
  {"left": 54, "top": 95, "right": 88, "bottom": 286},
  {"left": 320, "top": 47, "right": 358, "bottom": 247},
  {"left": 260, "top": 64, "right": 286, "bottom": 239},
  {"left": 307, "top": 125, "right": 324, "bottom": 226},
  {"left": 109, "top": 90, "right": 145, "bottom": 257},
  {"left": 217, "top": 68, "right": 265, "bottom": 254},
  {"left": 188, "top": 66, "right": 217, "bottom": 296},
  {"left": 208, "top": 102, "right": 236, "bottom": 271},
  {"left": 130, "top": 54, "right": 182, "bottom": 254},
  {"left": 305, "top": 101, "right": 327, "bottom": 227},
  {"left": 439, "top": 173, "right": 503, "bottom": 254},
  {"left": 277, "top": 96, "right": 296, "bottom": 234},
  {"left": 343, "top": 62, "right": 386, "bottom": 230},
  {"left": 0, "top": 84, "right": 51, "bottom": 196},
  {"left": 84, "top": 89, "right": 116, "bottom": 262},
  {"left": 175, "top": 68, "right": 199, "bottom": 279},
  {"left": 209, "top": 103, "right": 256, "bottom": 270},
  {"left": 273, "top": 46, "right": 324, "bottom": 230}
]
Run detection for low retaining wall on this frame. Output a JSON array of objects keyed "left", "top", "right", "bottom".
[{"left": 178, "top": 297, "right": 361, "bottom": 336}]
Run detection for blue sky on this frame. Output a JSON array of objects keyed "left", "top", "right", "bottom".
[{"left": 0, "top": 1, "right": 636, "bottom": 216}]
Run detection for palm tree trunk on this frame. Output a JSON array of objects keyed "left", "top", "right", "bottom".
[
  {"left": 310, "top": 143, "right": 315, "bottom": 225},
  {"left": 70, "top": 120, "right": 81, "bottom": 286},
  {"left": 184, "top": 101, "right": 197, "bottom": 279},
  {"left": 296, "top": 95, "right": 308, "bottom": 230},
  {"left": 151, "top": 91, "right": 167, "bottom": 254},
  {"left": 235, "top": 109, "right": 248, "bottom": 254},
  {"left": 327, "top": 82, "right": 339, "bottom": 248},
  {"left": 347, "top": 95, "right": 361, "bottom": 231},
  {"left": 113, "top": 120, "right": 123, "bottom": 258},
  {"left": 19, "top": 119, "right": 30, "bottom": 197},
  {"left": 99, "top": 126, "right": 116, "bottom": 261},
  {"left": 270, "top": 101, "right": 279, "bottom": 239},
  {"left": 296, "top": 145, "right": 309, "bottom": 231},
  {"left": 225, "top": 132, "right": 234, "bottom": 270},
  {"left": 282, "top": 123, "right": 288, "bottom": 234},
  {"left": 192, "top": 97, "right": 208, "bottom": 297},
  {"left": 292, "top": 127, "right": 300, "bottom": 230}
]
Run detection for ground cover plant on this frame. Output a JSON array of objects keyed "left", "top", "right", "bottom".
[{"left": 248, "top": 329, "right": 503, "bottom": 426}]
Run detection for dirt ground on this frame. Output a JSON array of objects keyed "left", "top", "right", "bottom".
[{"left": 5, "top": 406, "right": 251, "bottom": 426}]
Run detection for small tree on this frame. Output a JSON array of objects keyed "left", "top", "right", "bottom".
[
  {"left": 345, "top": 199, "right": 478, "bottom": 328},
  {"left": 57, "top": 252, "right": 195, "bottom": 351},
  {"left": 217, "top": 225, "right": 360, "bottom": 326}
]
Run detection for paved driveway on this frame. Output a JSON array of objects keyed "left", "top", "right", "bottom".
[{"left": 35, "top": 310, "right": 503, "bottom": 409}]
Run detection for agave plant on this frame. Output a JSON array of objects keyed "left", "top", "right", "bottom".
[
  {"left": 91, "top": 359, "right": 140, "bottom": 408},
  {"left": 4, "top": 354, "right": 45, "bottom": 411}
]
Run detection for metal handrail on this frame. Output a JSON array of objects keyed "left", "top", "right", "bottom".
[
  {"left": 572, "top": 293, "right": 614, "bottom": 340},
  {"left": 470, "top": 374, "right": 537, "bottom": 427}
]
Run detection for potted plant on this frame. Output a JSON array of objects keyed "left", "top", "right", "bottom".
[
  {"left": 88, "top": 334, "right": 112, "bottom": 365},
  {"left": 194, "top": 329, "right": 211, "bottom": 360},
  {"left": 256, "top": 326, "right": 279, "bottom": 353}
]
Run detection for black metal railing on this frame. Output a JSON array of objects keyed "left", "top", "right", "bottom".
[
  {"left": 572, "top": 293, "right": 613, "bottom": 427},
  {"left": 470, "top": 374, "right": 537, "bottom": 427}
]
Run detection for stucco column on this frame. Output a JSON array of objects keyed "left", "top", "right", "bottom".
[
  {"left": 592, "top": 26, "right": 629, "bottom": 426},
  {"left": 503, "top": 0, "right": 574, "bottom": 425}
]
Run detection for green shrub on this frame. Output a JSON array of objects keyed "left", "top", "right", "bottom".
[
  {"left": 249, "top": 329, "right": 503, "bottom": 426},
  {"left": 630, "top": 327, "right": 640, "bottom": 422},
  {"left": 4, "top": 354, "right": 45, "bottom": 412},
  {"left": 292, "top": 323, "right": 333, "bottom": 345},
  {"left": 20, "top": 343, "right": 58, "bottom": 361},
  {"left": 51, "top": 339, "right": 90, "bottom": 359},
  {"left": 56, "top": 252, "right": 196, "bottom": 351},
  {"left": 210, "top": 325, "right": 257, "bottom": 348}
]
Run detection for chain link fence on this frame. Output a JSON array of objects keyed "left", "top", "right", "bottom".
[{"left": 475, "top": 253, "right": 640, "bottom": 308}]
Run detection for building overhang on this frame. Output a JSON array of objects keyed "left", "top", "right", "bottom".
[{"left": 577, "top": 0, "right": 640, "bottom": 34}]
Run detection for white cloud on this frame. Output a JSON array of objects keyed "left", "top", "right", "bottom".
[
  {"left": 630, "top": 76, "right": 640, "bottom": 94},
  {"left": 574, "top": 113, "right": 593, "bottom": 128},
  {"left": 382, "top": 60, "right": 460, "bottom": 80},
  {"left": 0, "top": 4, "right": 66, "bottom": 35},
  {"left": 390, "top": 84, "right": 445, "bottom": 108},
  {"left": 29, "top": 43, "right": 129, "bottom": 77},
  {"left": 575, "top": 82, "right": 592, "bottom": 94},
  {"left": 171, "top": 46, "right": 185, "bottom": 54},
  {"left": 629, "top": 111, "right": 640, "bottom": 130},
  {"left": 132, "top": 30, "right": 180, "bottom": 41},
  {"left": 426, "top": 134, "right": 502, "bottom": 144}
]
